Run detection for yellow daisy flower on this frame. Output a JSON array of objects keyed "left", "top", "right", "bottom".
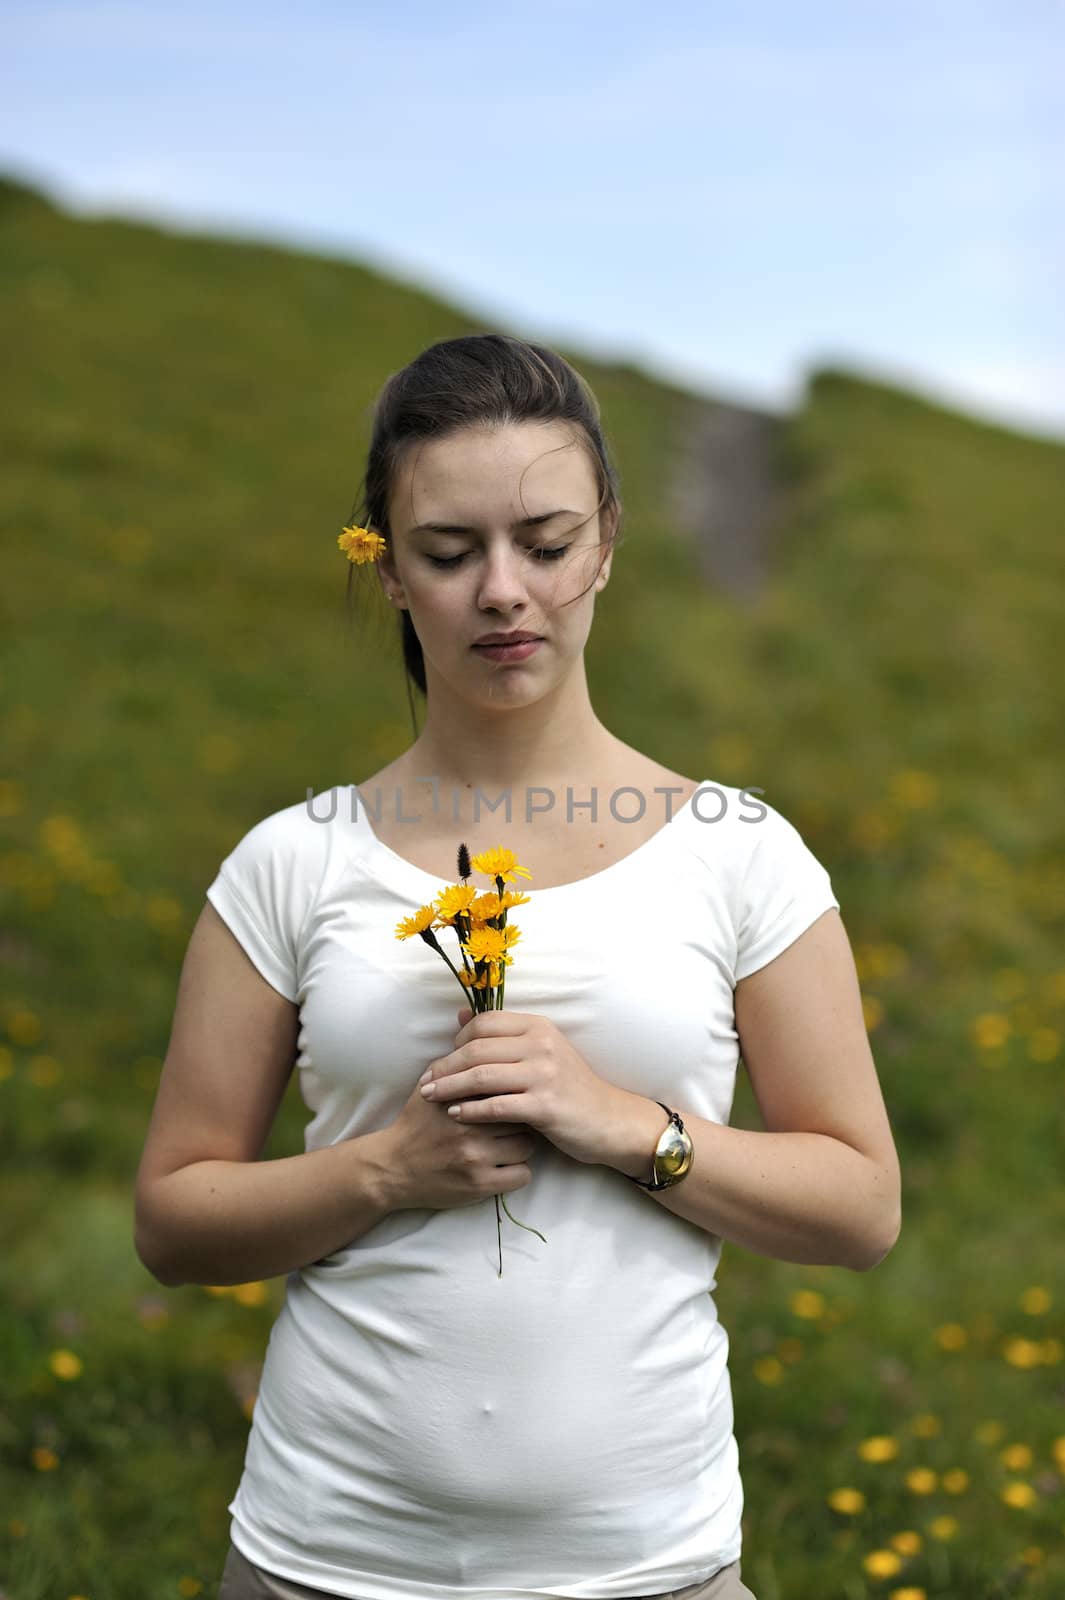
[
  {"left": 827, "top": 1487, "right": 866, "bottom": 1515},
  {"left": 469, "top": 890, "right": 504, "bottom": 921},
  {"left": 435, "top": 884, "right": 479, "bottom": 924},
  {"left": 49, "top": 1349, "right": 83, "bottom": 1381},
  {"left": 469, "top": 846, "right": 532, "bottom": 883},
  {"left": 862, "top": 1549, "right": 902, "bottom": 1578},
  {"left": 395, "top": 906, "right": 437, "bottom": 940},
  {"left": 859, "top": 1435, "right": 900, "bottom": 1462},
  {"left": 338, "top": 524, "right": 387, "bottom": 564},
  {"left": 463, "top": 925, "right": 521, "bottom": 964}
]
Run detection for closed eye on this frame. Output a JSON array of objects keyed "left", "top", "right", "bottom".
[{"left": 426, "top": 545, "right": 571, "bottom": 569}]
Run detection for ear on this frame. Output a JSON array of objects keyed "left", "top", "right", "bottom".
[
  {"left": 595, "top": 545, "right": 613, "bottom": 591},
  {"left": 595, "top": 505, "right": 619, "bottom": 590},
  {"left": 377, "top": 545, "right": 408, "bottom": 610}
]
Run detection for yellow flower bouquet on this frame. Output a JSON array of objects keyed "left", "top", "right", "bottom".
[{"left": 396, "top": 842, "right": 547, "bottom": 1275}]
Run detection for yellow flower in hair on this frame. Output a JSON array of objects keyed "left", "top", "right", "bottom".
[
  {"left": 469, "top": 846, "right": 532, "bottom": 883},
  {"left": 338, "top": 524, "right": 387, "bottom": 564}
]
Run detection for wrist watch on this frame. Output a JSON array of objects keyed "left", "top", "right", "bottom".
[{"left": 624, "top": 1101, "right": 695, "bottom": 1192}]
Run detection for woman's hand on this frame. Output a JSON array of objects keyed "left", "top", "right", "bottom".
[{"left": 418, "top": 1007, "right": 631, "bottom": 1168}]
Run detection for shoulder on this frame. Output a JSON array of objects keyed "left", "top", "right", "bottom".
[
  {"left": 682, "top": 780, "right": 837, "bottom": 910},
  {"left": 220, "top": 784, "right": 346, "bottom": 861},
  {"left": 210, "top": 783, "right": 359, "bottom": 914}
]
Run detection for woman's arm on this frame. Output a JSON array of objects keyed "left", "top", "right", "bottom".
[
  {"left": 607, "top": 909, "right": 902, "bottom": 1271},
  {"left": 134, "top": 902, "right": 403, "bottom": 1288}
]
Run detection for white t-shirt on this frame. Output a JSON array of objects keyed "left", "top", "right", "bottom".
[{"left": 205, "top": 780, "right": 840, "bottom": 1600}]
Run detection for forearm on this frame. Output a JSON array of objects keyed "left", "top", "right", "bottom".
[
  {"left": 136, "top": 1132, "right": 402, "bottom": 1288},
  {"left": 606, "top": 1091, "right": 900, "bottom": 1271}
]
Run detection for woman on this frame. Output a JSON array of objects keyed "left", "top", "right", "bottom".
[{"left": 134, "top": 334, "right": 901, "bottom": 1600}]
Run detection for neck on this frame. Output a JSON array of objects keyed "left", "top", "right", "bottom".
[{"left": 399, "top": 661, "right": 623, "bottom": 798}]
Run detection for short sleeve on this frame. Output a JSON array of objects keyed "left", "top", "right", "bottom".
[
  {"left": 205, "top": 801, "right": 322, "bottom": 1003},
  {"left": 733, "top": 801, "right": 840, "bottom": 983}
]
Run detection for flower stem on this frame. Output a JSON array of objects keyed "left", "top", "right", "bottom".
[{"left": 499, "top": 1195, "right": 548, "bottom": 1244}]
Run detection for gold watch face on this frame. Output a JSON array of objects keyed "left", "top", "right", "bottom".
[{"left": 656, "top": 1123, "right": 693, "bottom": 1179}]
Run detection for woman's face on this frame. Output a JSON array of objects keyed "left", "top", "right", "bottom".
[{"left": 379, "top": 420, "right": 614, "bottom": 708}]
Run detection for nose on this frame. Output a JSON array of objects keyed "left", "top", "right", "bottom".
[{"left": 475, "top": 541, "right": 532, "bottom": 614}]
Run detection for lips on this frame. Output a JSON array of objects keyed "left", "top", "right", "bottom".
[{"left": 473, "top": 631, "right": 542, "bottom": 646}]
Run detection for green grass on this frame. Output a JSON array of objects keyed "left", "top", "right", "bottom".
[{"left": 2, "top": 171, "right": 1064, "bottom": 1599}]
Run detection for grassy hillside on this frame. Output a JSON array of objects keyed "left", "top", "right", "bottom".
[{"left": 2, "top": 172, "right": 1064, "bottom": 1599}]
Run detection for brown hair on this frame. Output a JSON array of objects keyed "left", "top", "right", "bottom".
[{"left": 343, "top": 333, "right": 623, "bottom": 727}]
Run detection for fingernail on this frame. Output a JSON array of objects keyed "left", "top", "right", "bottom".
[{"left": 418, "top": 1068, "right": 432, "bottom": 1085}]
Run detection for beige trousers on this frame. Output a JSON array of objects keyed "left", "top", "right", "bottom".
[{"left": 217, "top": 1541, "right": 759, "bottom": 1600}]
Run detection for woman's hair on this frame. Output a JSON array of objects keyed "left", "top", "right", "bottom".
[{"left": 344, "top": 333, "right": 623, "bottom": 726}]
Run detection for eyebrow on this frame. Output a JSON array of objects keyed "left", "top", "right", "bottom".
[{"left": 408, "top": 510, "right": 579, "bottom": 537}]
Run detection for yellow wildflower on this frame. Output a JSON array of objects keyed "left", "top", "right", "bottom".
[
  {"left": 395, "top": 906, "right": 437, "bottom": 940},
  {"left": 941, "top": 1469, "right": 970, "bottom": 1494},
  {"left": 1052, "top": 1436, "right": 1065, "bottom": 1470},
  {"left": 910, "top": 1414, "right": 940, "bottom": 1438},
  {"left": 468, "top": 846, "right": 532, "bottom": 883},
  {"left": 468, "top": 890, "right": 505, "bottom": 921},
  {"left": 1000, "top": 1443, "right": 1033, "bottom": 1471},
  {"left": 887, "top": 1589, "right": 926, "bottom": 1600},
  {"left": 863, "top": 1549, "right": 902, "bottom": 1578},
  {"left": 928, "top": 1516, "right": 958, "bottom": 1540},
  {"left": 1002, "top": 1336, "right": 1042, "bottom": 1368},
  {"left": 971, "top": 1012, "right": 1010, "bottom": 1050},
  {"left": 1020, "top": 1286, "right": 1051, "bottom": 1315},
  {"left": 49, "top": 1349, "right": 83, "bottom": 1381},
  {"left": 1001, "top": 1480, "right": 1036, "bottom": 1508},
  {"left": 337, "top": 524, "right": 386, "bottom": 564},
  {"left": 905, "top": 1468, "right": 938, "bottom": 1494},
  {"left": 753, "top": 1355, "right": 783, "bottom": 1385},
  {"left": 859, "top": 1435, "right": 899, "bottom": 1462},
  {"left": 890, "top": 768, "right": 938, "bottom": 808},
  {"left": 232, "top": 1281, "right": 267, "bottom": 1307},
  {"left": 32, "top": 1446, "right": 59, "bottom": 1471},
  {"left": 789, "top": 1289, "right": 825, "bottom": 1319},
  {"left": 499, "top": 889, "right": 531, "bottom": 910},
  {"left": 935, "top": 1322, "right": 968, "bottom": 1351},
  {"left": 464, "top": 924, "right": 520, "bottom": 964},
  {"left": 890, "top": 1531, "right": 923, "bottom": 1555},
  {"left": 827, "top": 1487, "right": 866, "bottom": 1514},
  {"left": 435, "top": 884, "right": 480, "bottom": 924}
]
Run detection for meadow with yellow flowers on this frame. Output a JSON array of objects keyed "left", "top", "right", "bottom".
[{"left": 1, "top": 172, "right": 1063, "bottom": 1599}]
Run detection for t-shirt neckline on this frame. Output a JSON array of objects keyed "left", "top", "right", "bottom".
[{"left": 348, "top": 780, "right": 710, "bottom": 901}]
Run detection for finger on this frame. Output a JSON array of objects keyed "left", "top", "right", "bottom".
[
  {"left": 454, "top": 1008, "right": 534, "bottom": 1043},
  {"left": 435, "top": 1038, "right": 530, "bottom": 1077},
  {"left": 445, "top": 1092, "right": 533, "bottom": 1123},
  {"left": 422, "top": 1062, "right": 526, "bottom": 1103}
]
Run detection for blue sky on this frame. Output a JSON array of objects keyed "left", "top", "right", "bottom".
[{"left": 3, "top": 0, "right": 1063, "bottom": 438}]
